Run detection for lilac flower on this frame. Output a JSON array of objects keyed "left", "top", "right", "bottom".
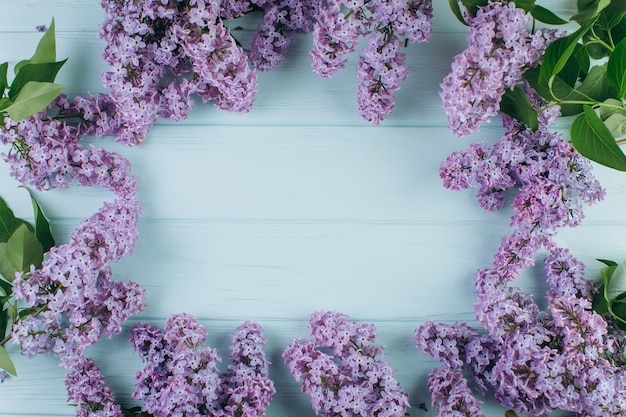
[
  {"left": 215, "top": 321, "right": 276, "bottom": 417},
  {"left": 284, "top": 311, "right": 409, "bottom": 417},
  {"left": 0, "top": 97, "right": 146, "bottom": 369},
  {"left": 416, "top": 81, "right": 626, "bottom": 414},
  {"left": 311, "top": 0, "right": 432, "bottom": 124},
  {"left": 0, "top": 94, "right": 146, "bottom": 417},
  {"left": 249, "top": 0, "right": 319, "bottom": 72},
  {"left": 310, "top": 3, "right": 362, "bottom": 78},
  {"left": 439, "top": 109, "right": 604, "bottom": 224},
  {"left": 100, "top": 0, "right": 257, "bottom": 145},
  {"left": 130, "top": 315, "right": 275, "bottom": 417},
  {"left": 427, "top": 366, "right": 485, "bottom": 417},
  {"left": 221, "top": 0, "right": 252, "bottom": 19},
  {"left": 440, "top": 1, "right": 558, "bottom": 136},
  {"left": 417, "top": 242, "right": 626, "bottom": 416},
  {"left": 65, "top": 358, "right": 124, "bottom": 417},
  {"left": 356, "top": 32, "right": 409, "bottom": 124}
]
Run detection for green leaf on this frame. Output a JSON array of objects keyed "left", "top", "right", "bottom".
[
  {"left": 531, "top": 5, "right": 568, "bottom": 25},
  {"left": 8, "top": 59, "right": 67, "bottom": 100},
  {"left": 499, "top": 87, "right": 539, "bottom": 131},
  {"left": 557, "top": 63, "right": 611, "bottom": 116},
  {"left": 598, "top": 258, "right": 619, "bottom": 267},
  {"left": 5, "top": 224, "right": 43, "bottom": 273},
  {"left": 600, "top": 263, "right": 618, "bottom": 286},
  {"left": 593, "top": 285, "right": 610, "bottom": 314},
  {"left": 448, "top": 0, "right": 468, "bottom": 25},
  {"left": 612, "top": 15, "right": 626, "bottom": 46},
  {"left": 21, "top": 187, "right": 54, "bottom": 252},
  {"left": 0, "top": 310, "right": 8, "bottom": 341},
  {"left": 526, "top": 64, "right": 604, "bottom": 117},
  {"left": 577, "top": 64, "right": 610, "bottom": 99},
  {"left": 0, "top": 197, "right": 31, "bottom": 243},
  {"left": 603, "top": 0, "right": 626, "bottom": 29},
  {"left": 600, "top": 98, "right": 626, "bottom": 118},
  {"left": 0, "top": 62, "right": 8, "bottom": 95},
  {"left": 571, "top": 105, "right": 626, "bottom": 170},
  {"left": 0, "top": 243, "right": 18, "bottom": 282},
  {"left": 0, "top": 345, "right": 16, "bottom": 376},
  {"left": 459, "top": 0, "right": 488, "bottom": 16},
  {"left": 0, "top": 98, "right": 10, "bottom": 112},
  {"left": 524, "top": 66, "right": 566, "bottom": 102},
  {"left": 559, "top": 43, "right": 590, "bottom": 87},
  {"left": 511, "top": 0, "right": 535, "bottom": 13},
  {"left": 578, "top": 0, "right": 596, "bottom": 10},
  {"left": 610, "top": 291, "right": 626, "bottom": 330},
  {"left": 0, "top": 275, "right": 11, "bottom": 297},
  {"left": 585, "top": 38, "right": 611, "bottom": 59},
  {"left": 14, "top": 18, "right": 57, "bottom": 74},
  {"left": 18, "top": 307, "right": 35, "bottom": 319},
  {"left": 607, "top": 38, "right": 626, "bottom": 98},
  {"left": 3, "top": 81, "right": 65, "bottom": 121},
  {"left": 572, "top": 0, "right": 611, "bottom": 24},
  {"left": 600, "top": 263, "right": 619, "bottom": 310},
  {"left": 604, "top": 112, "right": 626, "bottom": 137},
  {"left": 539, "top": 24, "right": 593, "bottom": 94}
]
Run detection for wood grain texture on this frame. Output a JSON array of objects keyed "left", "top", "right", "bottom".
[{"left": 0, "top": 1, "right": 620, "bottom": 416}]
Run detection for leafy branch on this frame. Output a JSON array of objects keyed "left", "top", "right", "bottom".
[
  {"left": 0, "top": 18, "right": 66, "bottom": 121},
  {"left": 592, "top": 259, "right": 626, "bottom": 329},
  {"left": 451, "top": 0, "right": 626, "bottom": 171},
  {"left": 0, "top": 191, "right": 55, "bottom": 377}
]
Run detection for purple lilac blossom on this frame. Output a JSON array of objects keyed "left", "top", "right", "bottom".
[
  {"left": 130, "top": 314, "right": 275, "bottom": 417},
  {"left": 100, "top": 0, "right": 257, "bottom": 145},
  {"left": 356, "top": 32, "right": 409, "bottom": 125},
  {"left": 65, "top": 358, "right": 124, "bottom": 417},
  {"left": 0, "top": 94, "right": 146, "bottom": 415},
  {"left": 249, "top": 0, "right": 319, "bottom": 71},
  {"left": 0, "top": 95, "right": 146, "bottom": 369},
  {"left": 440, "top": 1, "right": 557, "bottom": 136},
  {"left": 283, "top": 311, "right": 409, "bottom": 417},
  {"left": 415, "top": 102, "right": 626, "bottom": 415},
  {"left": 312, "top": 0, "right": 433, "bottom": 124},
  {"left": 310, "top": 1, "right": 362, "bottom": 78},
  {"left": 215, "top": 321, "right": 276, "bottom": 417}
]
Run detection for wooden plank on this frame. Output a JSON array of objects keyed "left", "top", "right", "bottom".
[{"left": 13, "top": 218, "right": 622, "bottom": 321}]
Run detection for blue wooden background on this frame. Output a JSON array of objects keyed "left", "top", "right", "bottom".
[{"left": 1, "top": 1, "right": 625, "bottom": 416}]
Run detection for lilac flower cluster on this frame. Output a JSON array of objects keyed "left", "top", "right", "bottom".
[
  {"left": 440, "top": 1, "right": 557, "bottom": 136},
  {"left": 100, "top": 0, "right": 257, "bottom": 145},
  {"left": 439, "top": 106, "right": 604, "bottom": 219},
  {"left": 97, "top": 0, "right": 432, "bottom": 129},
  {"left": 130, "top": 314, "right": 275, "bottom": 417},
  {"left": 65, "top": 357, "right": 124, "bottom": 417},
  {"left": 0, "top": 94, "right": 146, "bottom": 415},
  {"left": 311, "top": 0, "right": 433, "bottom": 124},
  {"left": 415, "top": 102, "right": 626, "bottom": 415},
  {"left": 283, "top": 311, "right": 409, "bottom": 417},
  {"left": 0, "top": 95, "right": 145, "bottom": 369},
  {"left": 417, "top": 243, "right": 626, "bottom": 416},
  {"left": 249, "top": 0, "right": 318, "bottom": 71}
]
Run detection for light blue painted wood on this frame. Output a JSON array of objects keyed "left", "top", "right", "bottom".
[{"left": 0, "top": 1, "right": 621, "bottom": 416}]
